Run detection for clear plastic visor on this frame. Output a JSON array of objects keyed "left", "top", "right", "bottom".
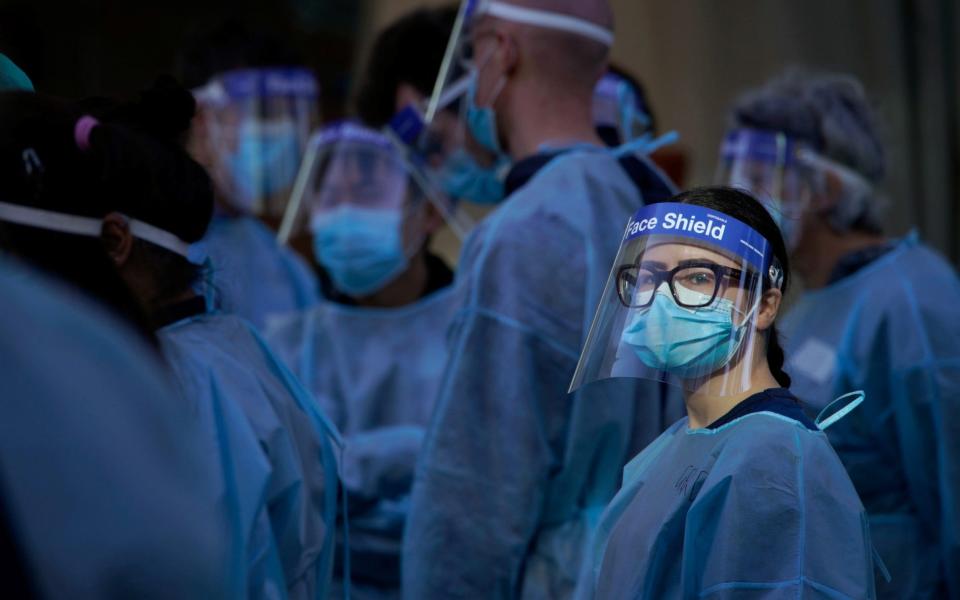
[
  {"left": 277, "top": 123, "right": 469, "bottom": 264},
  {"left": 196, "top": 68, "right": 319, "bottom": 218},
  {"left": 716, "top": 128, "right": 811, "bottom": 226},
  {"left": 592, "top": 72, "right": 651, "bottom": 142}
]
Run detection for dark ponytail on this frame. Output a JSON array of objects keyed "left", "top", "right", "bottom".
[
  {"left": 766, "top": 326, "right": 791, "bottom": 387},
  {"left": 672, "top": 186, "right": 792, "bottom": 388}
]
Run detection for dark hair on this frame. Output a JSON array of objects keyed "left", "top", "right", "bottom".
[
  {"left": 671, "top": 186, "right": 792, "bottom": 388},
  {"left": 90, "top": 77, "right": 215, "bottom": 306},
  {"left": 0, "top": 85, "right": 214, "bottom": 335},
  {"left": 0, "top": 92, "right": 157, "bottom": 342},
  {"left": 176, "top": 18, "right": 302, "bottom": 89},
  {"left": 730, "top": 69, "right": 885, "bottom": 234},
  {"left": 354, "top": 6, "right": 458, "bottom": 127}
]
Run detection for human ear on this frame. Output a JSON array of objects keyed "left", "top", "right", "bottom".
[
  {"left": 755, "top": 287, "right": 782, "bottom": 332},
  {"left": 812, "top": 169, "right": 845, "bottom": 213},
  {"left": 496, "top": 30, "right": 519, "bottom": 76},
  {"left": 100, "top": 212, "right": 134, "bottom": 267}
]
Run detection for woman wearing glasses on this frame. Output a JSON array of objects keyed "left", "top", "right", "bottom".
[{"left": 571, "top": 187, "right": 879, "bottom": 599}]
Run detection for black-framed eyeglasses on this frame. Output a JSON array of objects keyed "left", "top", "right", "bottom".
[{"left": 616, "top": 261, "right": 756, "bottom": 309}]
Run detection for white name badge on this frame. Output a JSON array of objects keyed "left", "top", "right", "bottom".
[{"left": 789, "top": 338, "right": 837, "bottom": 385}]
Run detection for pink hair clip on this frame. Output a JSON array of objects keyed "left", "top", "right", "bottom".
[{"left": 74, "top": 115, "right": 100, "bottom": 151}]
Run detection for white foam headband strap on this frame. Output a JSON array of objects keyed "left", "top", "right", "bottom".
[
  {"left": 796, "top": 148, "right": 874, "bottom": 196},
  {"left": 0, "top": 201, "right": 191, "bottom": 258},
  {"left": 477, "top": 1, "right": 615, "bottom": 47}
]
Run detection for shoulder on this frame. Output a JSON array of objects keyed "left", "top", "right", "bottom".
[
  {"left": 868, "top": 241, "right": 960, "bottom": 360},
  {"left": 710, "top": 413, "right": 823, "bottom": 478},
  {"left": 467, "top": 151, "right": 634, "bottom": 269},
  {"left": 512, "top": 150, "right": 635, "bottom": 209},
  {"left": 159, "top": 313, "right": 259, "bottom": 368},
  {"left": 160, "top": 312, "right": 246, "bottom": 339},
  {"left": 264, "top": 306, "right": 313, "bottom": 343}
]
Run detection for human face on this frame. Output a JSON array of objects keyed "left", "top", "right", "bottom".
[{"left": 633, "top": 242, "right": 757, "bottom": 322}]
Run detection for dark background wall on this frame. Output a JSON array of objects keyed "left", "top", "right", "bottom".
[
  {"left": 0, "top": 0, "right": 361, "bottom": 118},
  {"left": 3, "top": 0, "right": 957, "bottom": 263}
]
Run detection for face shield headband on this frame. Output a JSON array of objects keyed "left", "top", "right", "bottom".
[{"left": 623, "top": 202, "right": 784, "bottom": 290}]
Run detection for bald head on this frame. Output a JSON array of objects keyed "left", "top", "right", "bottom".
[
  {"left": 507, "top": 0, "right": 613, "bottom": 30},
  {"left": 478, "top": 0, "right": 613, "bottom": 94}
]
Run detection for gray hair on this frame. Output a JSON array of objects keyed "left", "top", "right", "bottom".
[{"left": 730, "top": 69, "right": 886, "bottom": 232}]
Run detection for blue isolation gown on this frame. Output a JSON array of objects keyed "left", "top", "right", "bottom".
[
  {"left": 159, "top": 308, "right": 342, "bottom": 600},
  {"left": 780, "top": 234, "right": 960, "bottom": 598},
  {"left": 0, "top": 261, "right": 234, "bottom": 598},
  {"left": 576, "top": 409, "right": 877, "bottom": 600},
  {"left": 200, "top": 215, "right": 319, "bottom": 330},
  {"left": 267, "top": 283, "right": 464, "bottom": 598},
  {"left": 403, "top": 147, "right": 679, "bottom": 599}
]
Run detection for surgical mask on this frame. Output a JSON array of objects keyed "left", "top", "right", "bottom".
[
  {"left": 311, "top": 206, "right": 408, "bottom": 297},
  {"left": 227, "top": 120, "right": 301, "bottom": 212},
  {"left": 621, "top": 287, "right": 756, "bottom": 379},
  {"left": 438, "top": 148, "right": 506, "bottom": 205},
  {"left": 466, "top": 65, "right": 506, "bottom": 156}
]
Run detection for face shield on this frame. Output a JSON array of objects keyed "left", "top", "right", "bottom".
[
  {"left": 717, "top": 127, "right": 880, "bottom": 247},
  {"left": 570, "top": 202, "right": 784, "bottom": 397},
  {"left": 194, "top": 68, "right": 320, "bottom": 218},
  {"left": 277, "top": 121, "right": 460, "bottom": 297},
  {"left": 593, "top": 72, "right": 653, "bottom": 145},
  {"left": 716, "top": 128, "right": 812, "bottom": 239}
]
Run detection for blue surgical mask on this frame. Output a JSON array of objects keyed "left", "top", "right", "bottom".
[
  {"left": 438, "top": 148, "right": 507, "bottom": 205},
  {"left": 227, "top": 120, "right": 301, "bottom": 213},
  {"left": 311, "top": 206, "right": 408, "bottom": 297},
  {"left": 466, "top": 68, "right": 505, "bottom": 156},
  {"left": 621, "top": 287, "right": 755, "bottom": 379}
]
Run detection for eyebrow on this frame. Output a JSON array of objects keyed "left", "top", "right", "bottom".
[
  {"left": 677, "top": 258, "right": 725, "bottom": 269},
  {"left": 637, "top": 260, "right": 667, "bottom": 270},
  {"left": 636, "top": 258, "right": 727, "bottom": 270}
]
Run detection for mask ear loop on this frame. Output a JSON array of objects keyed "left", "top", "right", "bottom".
[
  {"left": 471, "top": 42, "right": 506, "bottom": 108},
  {"left": 815, "top": 390, "right": 865, "bottom": 430}
]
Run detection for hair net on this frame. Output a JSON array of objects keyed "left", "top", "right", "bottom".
[
  {"left": 731, "top": 69, "right": 885, "bottom": 183},
  {"left": 730, "top": 69, "right": 886, "bottom": 231}
]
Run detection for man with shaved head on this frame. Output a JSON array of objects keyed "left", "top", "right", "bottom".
[{"left": 404, "top": 1, "right": 677, "bottom": 597}]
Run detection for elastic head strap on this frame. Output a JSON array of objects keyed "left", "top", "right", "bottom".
[
  {"left": 0, "top": 201, "right": 191, "bottom": 258},
  {"left": 476, "top": 1, "right": 615, "bottom": 47}
]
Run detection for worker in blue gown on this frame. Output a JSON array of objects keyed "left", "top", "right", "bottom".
[
  {"left": 571, "top": 187, "right": 879, "bottom": 599},
  {"left": 183, "top": 24, "right": 321, "bottom": 330},
  {"left": 267, "top": 121, "right": 465, "bottom": 598},
  {"left": 0, "top": 88, "right": 342, "bottom": 599},
  {"left": 402, "top": 1, "right": 679, "bottom": 597},
  {"left": 718, "top": 70, "right": 960, "bottom": 599},
  {"left": 0, "top": 92, "right": 237, "bottom": 597},
  {"left": 0, "top": 259, "right": 238, "bottom": 599}
]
